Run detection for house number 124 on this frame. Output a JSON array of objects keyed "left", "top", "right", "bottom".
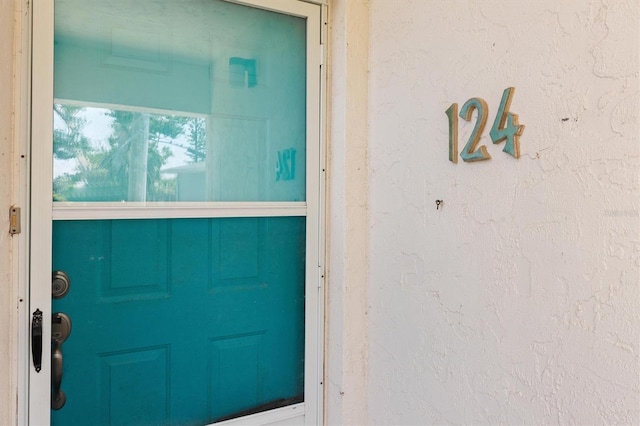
[{"left": 446, "top": 87, "right": 525, "bottom": 163}]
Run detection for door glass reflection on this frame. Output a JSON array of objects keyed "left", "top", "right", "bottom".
[
  {"left": 54, "top": 105, "right": 208, "bottom": 202},
  {"left": 53, "top": 0, "right": 306, "bottom": 202}
]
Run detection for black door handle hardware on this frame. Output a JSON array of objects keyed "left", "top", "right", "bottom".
[{"left": 32, "top": 309, "right": 43, "bottom": 373}]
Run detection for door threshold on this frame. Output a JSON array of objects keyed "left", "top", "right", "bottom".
[{"left": 213, "top": 403, "right": 305, "bottom": 426}]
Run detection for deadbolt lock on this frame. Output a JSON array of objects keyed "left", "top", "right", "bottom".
[{"left": 52, "top": 270, "right": 70, "bottom": 299}]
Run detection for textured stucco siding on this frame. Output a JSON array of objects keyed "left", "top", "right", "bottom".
[{"left": 368, "top": 0, "right": 639, "bottom": 424}]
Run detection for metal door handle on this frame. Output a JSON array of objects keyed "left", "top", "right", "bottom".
[
  {"left": 51, "top": 341, "right": 65, "bottom": 409},
  {"left": 31, "top": 309, "right": 43, "bottom": 372},
  {"left": 51, "top": 312, "right": 71, "bottom": 410}
]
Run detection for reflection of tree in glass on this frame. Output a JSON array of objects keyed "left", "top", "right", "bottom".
[
  {"left": 53, "top": 104, "right": 90, "bottom": 160},
  {"left": 53, "top": 104, "right": 92, "bottom": 201},
  {"left": 105, "top": 110, "right": 174, "bottom": 201},
  {"left": 185, "top": 118, "right": 206, "bottom": 163},
  {"left": 53, "top": 105, "right": 206, "bottom": 202}
]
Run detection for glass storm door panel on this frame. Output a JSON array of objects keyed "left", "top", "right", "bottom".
[
  {"left": 28, "top": 0, "right": 321, "bottom": 425},
  {"left": 52, "top": 0, "right": 307, "bottom": 202}
]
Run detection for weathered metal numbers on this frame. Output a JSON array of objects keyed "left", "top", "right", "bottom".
[{"left": 446, "top": 87, "right": 524, "bottom": 163}]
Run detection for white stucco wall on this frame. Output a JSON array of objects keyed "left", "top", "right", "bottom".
[{"left": 367, "top": 0, "right": 639, "bottom": 424}]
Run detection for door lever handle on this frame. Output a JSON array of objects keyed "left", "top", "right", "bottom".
[
  {"left": 31, "top": 309, "right": 43, "bottom": 372},
  {"left": 51, "top": 312, "right": 71, "bottom": 410},
  {"left": 51, "top": 341, "right": 65, "bottom": 409}
]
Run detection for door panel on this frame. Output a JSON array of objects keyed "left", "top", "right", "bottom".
[
  {"left": 98, "top": 346, "right": 170, "bottom": 425},
  {"left": 52, "top": 217, "right": 305, "bottom": 425}
]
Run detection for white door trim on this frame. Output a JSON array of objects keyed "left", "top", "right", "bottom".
[
  {"left": 25, "top": 0, "right": 324, "bottom": 424},
  {"left": 15, "top": 0, "right": 35, "bottom": 424},
  {"left": 29, "top": 1, "right": 54, "bottom": 424}
]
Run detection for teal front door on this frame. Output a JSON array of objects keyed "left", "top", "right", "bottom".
[
  {"left": 51, "top": 217, "right": 306, "bottom": 425},
  {"left": 29, "top": 1, "right": 322, "bottom": 424}
]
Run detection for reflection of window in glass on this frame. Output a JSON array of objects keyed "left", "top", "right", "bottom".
[
  {"left": 53, "top": 103, "right": 206, "bottom": 202},
  {"left": 229, "top": 57, "right": 257, "bottom": 88}
]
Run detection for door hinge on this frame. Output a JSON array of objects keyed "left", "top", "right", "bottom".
[
  {"left": 9, "top": 206, "right": 21, "bottom": 235},
  {"left": 319, "top": 44, "right": 324, "bottom": 66}
]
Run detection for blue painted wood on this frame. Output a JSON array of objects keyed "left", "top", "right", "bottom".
[{"left": 52, "top": 217, "right": 305, "bottom": 425}]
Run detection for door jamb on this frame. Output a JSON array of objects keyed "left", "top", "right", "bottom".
[{"left": 16, "top": 0, "right": 33, "bottom": 423}]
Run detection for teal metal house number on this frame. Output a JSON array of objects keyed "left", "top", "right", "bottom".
[{"left": 446, "top": 87, "right": 525, "bottom": 163}]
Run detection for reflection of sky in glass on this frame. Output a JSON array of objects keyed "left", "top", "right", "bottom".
[{"left": 53, "top": 105, "right": 193, "bottom": 179}]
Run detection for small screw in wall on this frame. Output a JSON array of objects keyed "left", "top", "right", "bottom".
[{"left": 436, "top": 200, "right": 443, "bottom": 210}]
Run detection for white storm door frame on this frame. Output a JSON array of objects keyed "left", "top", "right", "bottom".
[{"left": 27, "top": 0, "right": 324, "bottom": 425}]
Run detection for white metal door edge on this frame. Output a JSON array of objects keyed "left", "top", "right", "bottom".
[
  {"left": 316, "top": 4, "right": 328, "bottom": 426},
  {"left": 29, "top": 0, "right": 54, "bottom": 424}
]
